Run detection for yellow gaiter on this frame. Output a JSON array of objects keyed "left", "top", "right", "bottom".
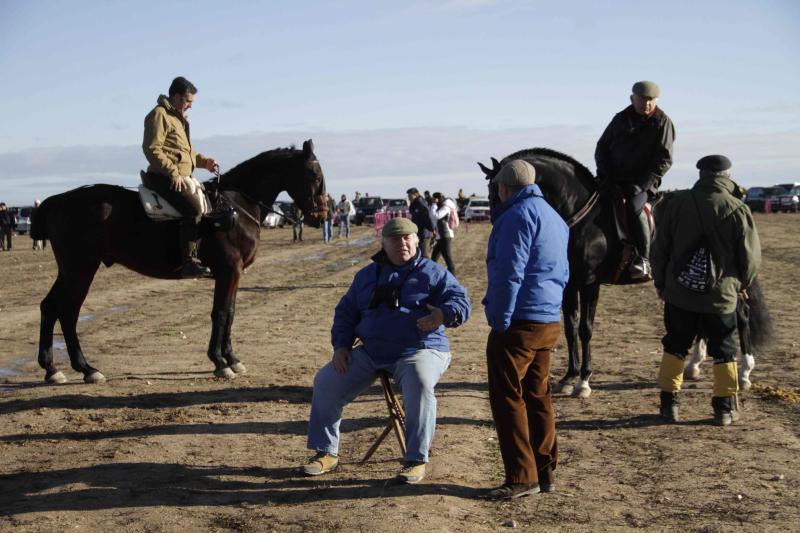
[
  {"left": 658, "top": 352, "right": 684, "bottom": 392},
  {"left": 712, "top": 362, "right": 739, "bottom": 397}
]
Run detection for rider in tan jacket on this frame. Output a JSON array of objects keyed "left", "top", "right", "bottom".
[{"left": 143, "top": 76, "right": 218, "bottom": 278}]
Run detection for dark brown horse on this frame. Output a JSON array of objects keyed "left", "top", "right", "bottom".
[{"left": 30, "top": 140, "right": 327, "bottom": 384}]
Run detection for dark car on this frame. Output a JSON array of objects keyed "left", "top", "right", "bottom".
[
  {"left": 774, "top": 187, "right": 800, "bottom": 213},
  {"left": 354, "top": 197, "right": 385, "bottom": 225},
  {"left": 745, "top": 186, "right": 786, "bottom": 213}
]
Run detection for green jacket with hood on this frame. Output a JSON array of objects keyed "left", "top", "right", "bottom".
[{"left": 651, "top": 175, "right": 761, "bottom": 314}]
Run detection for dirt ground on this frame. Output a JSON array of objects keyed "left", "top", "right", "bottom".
[{"left": 0, "top": 214, "right": 798, "bottom": 532}]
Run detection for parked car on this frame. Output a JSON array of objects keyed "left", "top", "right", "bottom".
[
  {"left": 15, "top": 206, "right": 34, "bottom": 234},
  {"left": 463, "top": 197, "right": 491, "bottom": 222},
  {"left": 385, "top": 198, "right": 408, "bottom": 215},
  {"left": 262, "top": 203, "right": 285, "bottom": 228},
  {"left": 745, "top": 186, "right": 786, "bottom": 213},
  {"left": 354, "top": 197, "right": 385, "bottom": 225},
  {"left": 774, "top": 187, "right": 800, "bottom": 213}
]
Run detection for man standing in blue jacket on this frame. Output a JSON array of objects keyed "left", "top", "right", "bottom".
[
  {"left": 302, "top": 217, "right": 471, "bottom": 484},
  {"left": 481, "top": 160, "right": 570, "bottom": 500}
]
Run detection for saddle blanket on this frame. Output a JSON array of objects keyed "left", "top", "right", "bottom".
[{"left": 138, "top": 173, "right": 211, "bottom": 221}]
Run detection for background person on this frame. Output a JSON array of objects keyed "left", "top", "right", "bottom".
[
  {"left": 651, "top": 155, "right": 761, "bottom": 426},
  {"left": 430, "top": 192, "right": 457, "bottom": 274},
  {"left": 302, "top": 218, "right": 471, "bottom": 484},
  {"left": 0, "top": 203, "right": 15, "bottom": 251},
  {"left": 595, "top": 80, "right": 675, "bottom": 280},
  {"left": 406, "top": 188, "right": 435, "bottom": 257},
  {"left": 337, "top": 194, "right": 354, "bottom": 239},
  {"left": 142, "top": 76, "right": 219, "bottom": 278},
  {"left": 481, "top": 160, "right": 570, "bottom": 500},
  {"left": 322, "top": 193, "right": 336, "bottom": 243}
]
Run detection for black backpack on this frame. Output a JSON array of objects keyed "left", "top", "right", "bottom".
[{"left": 673, "top": 193, "right": 724, "bottom": 293}]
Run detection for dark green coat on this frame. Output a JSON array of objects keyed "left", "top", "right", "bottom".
[{"left": 651, "top": 176, "right": 761, "bottom": 314}]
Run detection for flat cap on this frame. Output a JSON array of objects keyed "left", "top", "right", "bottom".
[
  {"left": 632, "top": 80, "right": 660, "bottom": 98},
  {"left": 696, "top": 155, "right": 732, "bottom": 172},
  {"left": 382, "top": 217, "right": 418, "bottom": 237},
  {"left": 493, "top": 159, "right": 537, "bottom": 187}
]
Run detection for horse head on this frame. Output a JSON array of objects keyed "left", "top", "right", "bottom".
[
  {"left": 477, "top": 157, "right": 502, "bottom": 210},
  {"left": 286, "top": 139, "right": 327, "bottom": 228}
]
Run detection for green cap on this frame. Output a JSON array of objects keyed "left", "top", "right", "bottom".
[
  {"left": 632, "top": 80, "right": 660, "bottom": 98},
  {"left": 381, "top": 217, "right": 418, "bottom": 237}
]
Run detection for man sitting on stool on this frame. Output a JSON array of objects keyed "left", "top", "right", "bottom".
[{"left": 302, "top": 217, "right": 471, "bottom": 484}]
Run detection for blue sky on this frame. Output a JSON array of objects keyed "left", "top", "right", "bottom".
[{"left": 1, "top": 0, "right": 798, "bottom": 205}]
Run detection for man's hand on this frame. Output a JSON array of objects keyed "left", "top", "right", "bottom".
[
  {"left": 332, "top": 347, "right": 352, "bottom": 374},
  {"left": 170, "top": 177, "right": 188, "bottom": 193},
  {"left": 204, "top": 158, "right": 219, "bottom": 173},
  {"left": 417, "top": 304, "right": 444, "bottom": 332}
]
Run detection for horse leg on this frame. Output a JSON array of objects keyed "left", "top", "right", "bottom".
[
  {"left": 208, "top": 270, "right": 241, "bottom": 379},
  {"left": 556, "top": 284, "right": 580, "bottom": 394},
  {"left": 574, "top": 282, "right": 599, "bottom": 399},
  {"left": 223, "top": 298, "right": 247, "bottom": 374},
  {"left": 38, "top": 277, "right": 67, "bottom": 384},
  {"left": 57, "top": 261, "right": 104, "bottom": 383},
  {"left": 684, "top": 338, "right": 707, "bottom": 381}
]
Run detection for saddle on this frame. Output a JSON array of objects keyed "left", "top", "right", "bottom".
[
  {"left": 138, "top": 171, "right": 211, "bottom": 221},
  {"left": 138, "top": 171, "right": 238, "bottom": 231}
]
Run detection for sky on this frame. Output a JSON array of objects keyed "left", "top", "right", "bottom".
[{"left": 1, "top": 0, "right": 798, "bottom": 206}]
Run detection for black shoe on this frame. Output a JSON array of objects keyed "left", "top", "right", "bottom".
[
  {"left": 659, "top": 391, "right": 680, "bottom": 422},
  {"left": 712, "top": 396, "right": 740, "bottom": 426},
  {"left": 180, "top": 260, "right": 212, "bottom": 279},
  {"left": 538, "top": 465, "right": 555, "bottom": 493},
  {"left": 481, "top": 483, "right": 540, "bottom": 501}
]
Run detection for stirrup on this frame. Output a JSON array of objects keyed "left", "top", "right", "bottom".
[
  {"left": 180, "top": 260, "right": 212, "bottom": 279},
  {"left": 629, "top": 257, "right": 652, "bottom": 281}
]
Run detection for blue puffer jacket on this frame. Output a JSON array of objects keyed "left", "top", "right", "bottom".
[
  {"left": 332, "top": 250, "right": 471, "bottom": 364},
  {"left": 483, "top": 184, "right": 569, "bottom": 331}
]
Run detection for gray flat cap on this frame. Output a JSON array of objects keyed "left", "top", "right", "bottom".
[
  {"left": 632, "top": 80, "right": 660, "bottom": 98},
  {"left": 493, "top": 160, "right": 537, "bottom": 187}
]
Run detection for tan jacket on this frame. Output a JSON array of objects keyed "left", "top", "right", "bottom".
[{"left": 143, "top": 95, "right": 208, "bottom": 181}]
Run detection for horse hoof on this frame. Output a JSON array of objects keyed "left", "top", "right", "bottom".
[
  {"left": 84, "top": 372, "right": 106, "bottom": 384},
  {"left": 557, "top": 383, "right": 575, "bottom": 395},
  {"left": 230, "top": 362, "right": 247, "bottom": 374},
  {"left": 684, "top": 365, "right": 702, "bottom": 381},
  {"left": 740, "top": 378, "right": 752, "bottom": 391},
  {"left": 46, "top": 371, "right": 67, "bottom": 384},
  {"left": 573, "top": 382, "right": 592, "bottom": 399},
  {"left": 214, "top": 367, "right": 237, "bottom": 379}
]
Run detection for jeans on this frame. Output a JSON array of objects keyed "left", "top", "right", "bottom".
[
  {"left": 307, "top": 346, "right": 451, "bottom": 462},
  {"left": 431, "top": 237, "right": 455, "bottom": 274},
  {"left": 337, "top": 216, "right": 351, "bottom": 238},
  {"left": 322, "top": 219, "right": 333, "bottom": 242}
]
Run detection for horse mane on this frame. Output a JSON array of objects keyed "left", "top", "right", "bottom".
[
  {"left": 502, "top": 147, "right": 597, "bottom": 183},
  {"left": 225, "top": 146, "right": 300, "bottom": 177}
]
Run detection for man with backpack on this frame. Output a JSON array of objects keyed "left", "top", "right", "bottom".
[
  {"left": 651, "top": 155, "right": 760, "bottom": 426},
  {"left": 430, "top": 192, "right": 458, "bottom": 274}
]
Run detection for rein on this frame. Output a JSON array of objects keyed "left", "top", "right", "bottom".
[
  {"left": 214, "top": 170, "right": 298, "bottom": 226},
  {"left": 564, "top": 190, "right": 600, "bottom": 228}
]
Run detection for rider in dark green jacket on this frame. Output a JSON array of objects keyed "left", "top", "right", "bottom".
[{"left": 651, "top": 155, "right": 761, "bottom": 426}]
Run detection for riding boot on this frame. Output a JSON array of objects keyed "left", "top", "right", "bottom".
[
  {"left": 658, "top": 352, "right": 684, "bottom": 422},
  {"left": 712, "top": 361, "right": 740, "bottom": 426},
  {"left": 629, "top": 209, "right": 652, "bottom": 281},
  {"left": 179, "top": 218, "right": 211, "bottom": 279}
]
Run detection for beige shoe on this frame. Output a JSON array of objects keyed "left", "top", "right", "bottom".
[
  {"left": 302, "top": 452, "right": 339, "bottom": 476},
  {"left": 397, "top": 461, "right": 426, "bottom": 484}
]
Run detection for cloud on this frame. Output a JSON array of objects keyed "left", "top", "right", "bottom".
[{"left": 1, "top": 125, "right": 797, "bottom": 205}]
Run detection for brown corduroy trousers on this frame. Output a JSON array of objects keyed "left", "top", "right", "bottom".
[{"left": 486, "top": 321, "right": 561, "bottom": 485}]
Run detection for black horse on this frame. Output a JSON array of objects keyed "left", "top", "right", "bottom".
[
  {"left": 30, "top": 140, "right": 327, "bottom": 384},
  {"left": 479, "top": 148, "right": 656, "bottom": 398}
]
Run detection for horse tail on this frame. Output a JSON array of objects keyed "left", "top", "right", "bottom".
[
  {"left": 739, "top": 276, "right": 773, "bottom": 353},
  {"left": 29, "top": 198, "right": 50, "bottom": 240}
]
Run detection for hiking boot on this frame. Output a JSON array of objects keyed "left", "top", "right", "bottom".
[
  {"left": 538, "top": 465, "right": 555, "bottom": 493},
  {"left": 712, "top": 396, "right": 740, "bottom": 426},
  {"left": 302, "top": 452, "right": 339, "bottom": 476},
  {"left": 481, "top": 483, "right": 540, "bottom": 501},
  {"left": 180, "top": 260, "right": 212, "bottom": 279},
  {"left": 397, "top": 461, "right": 426, "bottom": 484},
  {"left": 659, "top": 391, "right": 680, "bottom": 423},
  {"left": 629, "top": 256, "right": 652, "bottom": 281}
]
